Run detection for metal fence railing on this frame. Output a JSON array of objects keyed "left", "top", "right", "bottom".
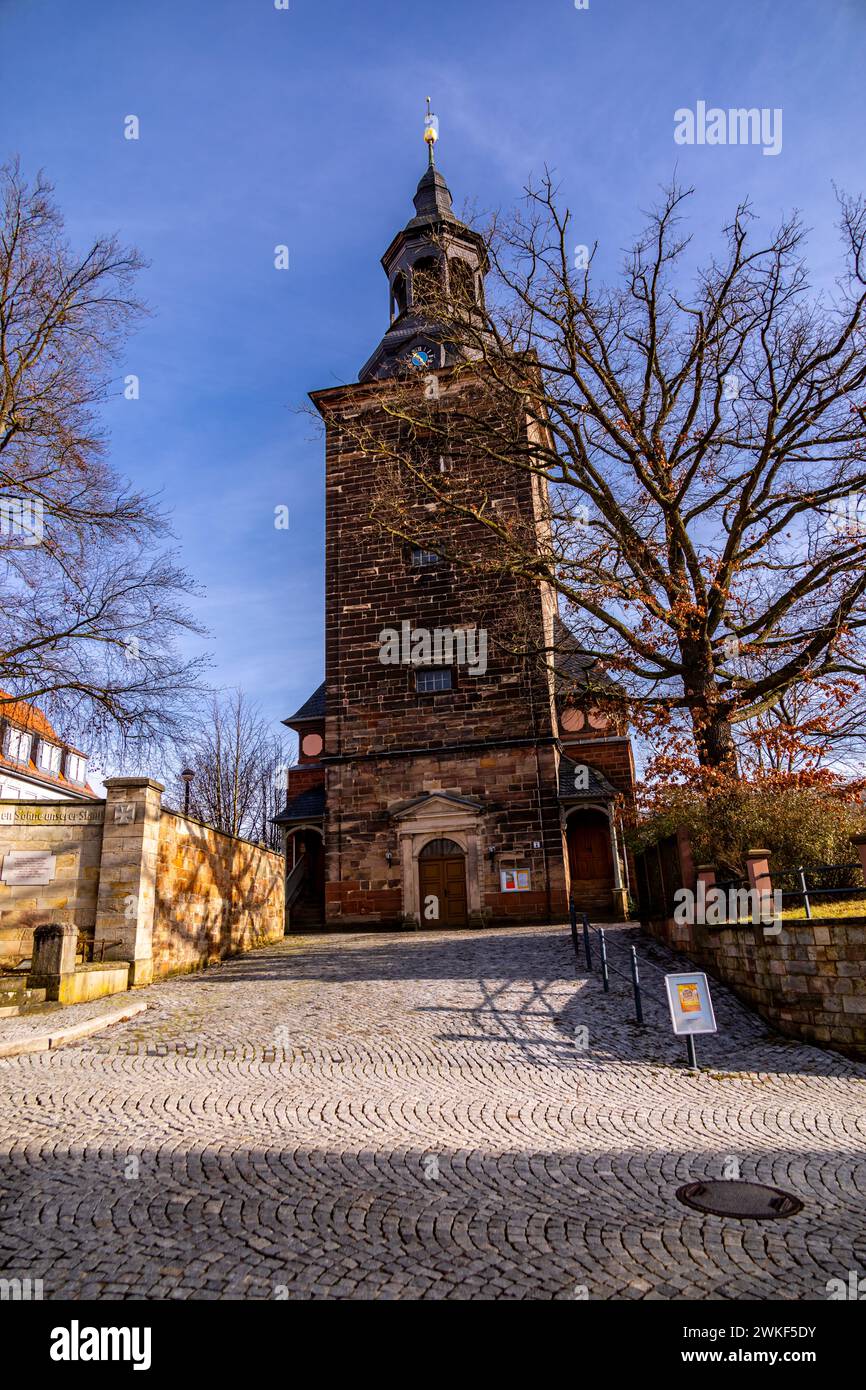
[
  {"left": 568, "top": 900, "right": 679, "bottom": 1027},
  {"left": 772, "top": 862, "right": 865, "bottom": 920}
]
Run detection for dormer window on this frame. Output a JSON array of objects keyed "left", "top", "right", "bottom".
[
  {"left": 37, "top": 740, "right": 61, "bottom": 776},
  {"left": 410, "top": 546, "right": 439, "bottom": 568},
  {"left": 5, "top": 727, "right": 32, "bottom": 764},
  {"left": 66, "top": 753, "right": 87, "bottom": 784}
]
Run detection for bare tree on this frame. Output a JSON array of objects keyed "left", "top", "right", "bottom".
[
  {"left": 0, "top": 159, "right": 205, "bottom": 760},
  {"left": 166, "top": 689, "right": 291, "bottom": 847},
  {"left": 337, "top": 176, "right": 866, "bottom": 775}
]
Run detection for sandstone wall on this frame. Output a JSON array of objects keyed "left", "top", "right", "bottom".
[
  {"left": 324, "top": 742, "right": 567, "bottom": 928},
  {"left": 152, "top": 810, "right": 284, "bottom": 977},
  {"left": 0, "top": 790, "right": 285, "bottom": 984},
  {"left": 638, "top": 835, "right": 866, "bottom": 1059},
  {"left": 0, "top": 801, "right": 105, "bottom": 963},
  {"left": 647, "top": 912, "right": 866, "bottom": 1058}
]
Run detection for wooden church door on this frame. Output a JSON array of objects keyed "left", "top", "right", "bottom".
[{"left": 418, "top": 838, "right": 468, "bottom": 927}]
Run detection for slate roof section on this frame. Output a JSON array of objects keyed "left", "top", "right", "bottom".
[
  {"left": 553, "top": 615, "right": 593, "bottom": 682},
  {"left": 558, "top": 756, "right": 617, "bottom": 801},
  {"left": 272, "top": 784, "right": 326, "bottom": 824},
  {"left": 284, "top": 681, "right": 325, "bottom": 726}
]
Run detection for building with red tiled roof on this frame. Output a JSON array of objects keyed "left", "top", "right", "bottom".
[{"left": 0, "top": 693, "right": 98, "bottom": 802}]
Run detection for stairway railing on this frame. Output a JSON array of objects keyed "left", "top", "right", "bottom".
[{"left": 284, "top": 856, "right": 308, "bottom": 910}]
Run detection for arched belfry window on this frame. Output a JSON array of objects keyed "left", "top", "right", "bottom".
[
  {"left": 449, "top": 257, "right": 476, "bottom": 309},
  {"left": 411, "top": 255, "right": 442, "bottom": 310},
  {"left": 391, "top": 271, "right": 408, "bottom": 320}
]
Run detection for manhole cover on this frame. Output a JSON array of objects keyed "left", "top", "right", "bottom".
[{"left": 676, "top": 1180, "right": 803, "bottom": 1219}]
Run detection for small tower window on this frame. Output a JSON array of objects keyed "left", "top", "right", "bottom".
[
  {"left": 410, "top": 546, "right": 439, "bottom": 568},
  {"left": 416, "top": 668, "right": 452, "bottom": 694}
]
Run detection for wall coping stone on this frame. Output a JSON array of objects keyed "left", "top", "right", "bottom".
[
  {"left": 159, "top": 805, "right": 284, "bottom": 858},
  {"left": 103, "top": 777, "right": 165, "bottom": 793}
]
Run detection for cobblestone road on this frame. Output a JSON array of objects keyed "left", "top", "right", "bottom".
[{"left": 1, "top": 924, "right": 864, "bottom": 1300}]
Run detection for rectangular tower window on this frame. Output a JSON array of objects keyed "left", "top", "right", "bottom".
[
  {"left": 416, "top": 668, "right": 452, "bottom": 694},
  {"left": 409, "top": 546, "right": 439, "bottom": 568}
]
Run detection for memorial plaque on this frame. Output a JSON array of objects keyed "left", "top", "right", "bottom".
[
  {"left": 0, "top": 804, "right": 104, "bottom": 826},
  {"left": 1, "top": 850, "right": 57, "bottom": 886}
]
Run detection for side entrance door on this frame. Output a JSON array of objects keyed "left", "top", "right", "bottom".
[{"left": 568, "top": 817, "right": 612, "bottom": 880}]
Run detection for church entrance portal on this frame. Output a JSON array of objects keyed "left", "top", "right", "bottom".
[{"left": 418, "top": 838, "right": 468, "bottom": 928}]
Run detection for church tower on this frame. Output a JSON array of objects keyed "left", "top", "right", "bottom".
[{"left": 278, "top": 110, "right": 635, "bottom": 929}]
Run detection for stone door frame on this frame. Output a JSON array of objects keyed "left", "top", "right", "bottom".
[{"left": 391, "top": 794, "right": 485, "bottom": 927}]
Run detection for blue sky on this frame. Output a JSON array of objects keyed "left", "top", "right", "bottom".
[{"left": 1, "top": 0, "right": 864, "bottom": 765}]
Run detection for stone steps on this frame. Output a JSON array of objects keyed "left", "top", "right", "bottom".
[{"left": 290, "top": 893, "right": 324, "bottom": 929}]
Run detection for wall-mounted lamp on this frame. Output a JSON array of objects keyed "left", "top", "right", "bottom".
[
  {"left": 488, "top": 845, "right": 496, "bottom": 864},
  {"left": 385, "top": 849, "right": 393, "bottom": 868}
]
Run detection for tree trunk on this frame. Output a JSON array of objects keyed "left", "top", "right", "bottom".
[{"left": 695, "top": 715, "right": 738, "bottom": 771}]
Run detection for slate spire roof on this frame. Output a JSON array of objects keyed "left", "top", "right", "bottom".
[{"left": 283, "top": 680, "right": 325, "bottom": 727}]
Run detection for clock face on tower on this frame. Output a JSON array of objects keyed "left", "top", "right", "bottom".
[{"left": 407, "top": 346, "right": 432, "bottom": 370}]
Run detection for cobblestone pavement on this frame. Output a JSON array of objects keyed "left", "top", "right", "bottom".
[{"left": 1, "top": 923, "right": 864, "bottom": 1300}]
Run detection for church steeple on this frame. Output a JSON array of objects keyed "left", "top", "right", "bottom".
[{"left": 358, "top": 104, "right": 488, "bottom": 383}]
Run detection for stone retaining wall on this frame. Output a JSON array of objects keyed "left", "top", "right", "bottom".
[
  {"left": 0, "top": 802, "right": 104, "bottom": 964},
  {"left": 640, "top": 835, "right": 866, "bottom": 1059},
  {"left": 647, "top": 912, "right": 866, "bottom": 1058},
  {"left": 153, "top": 809, "right": 285, "bottom": 977},
  {"left": 0, "top": 780, "right": 285, "bottom": 989}
]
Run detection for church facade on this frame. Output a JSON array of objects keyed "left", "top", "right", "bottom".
[{"left": 277, "top": 134, "right": 635, "bottom": 931}]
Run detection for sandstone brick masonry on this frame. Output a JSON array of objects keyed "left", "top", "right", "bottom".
[
  {"left": 0, "top": 781, "right": 284, "bottom": 987},
  {"left": 648, "top": 912, "right": 866, "bottom": 1059},
  {"left": 0, "top": 800, "right": 104, "bottom": 964},
  {"left": 323, "top": 743, "right": 567, "bottom": 926},
  {"left": 153, "top": 808, "right": 284, "bottom": 977},
  {"left": 315, "top": 374, "right": 569, "bottom": 927}
]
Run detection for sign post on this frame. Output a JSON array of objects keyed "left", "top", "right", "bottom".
[{"left": 664, "top": 971, "right": 717, "bottom": 1068}]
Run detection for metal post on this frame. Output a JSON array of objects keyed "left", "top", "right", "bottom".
[
  {"left": 630, "top": 945, "right": 644, "bottom": 1024},
  {"left": 582, "top": 913, "right": 592, "bottom": 970},
  {"left": 798, "top": 866, "right": 812, "bottom": 920},
  {"left": 686, "top": 1034, "right": 698, "bottom": 1069},
  {"left": 569, "top": 899, "right": 579, "bottom": 964},
  {"left": 599, "top": 928, "right": 610, "bottom": 993}
]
